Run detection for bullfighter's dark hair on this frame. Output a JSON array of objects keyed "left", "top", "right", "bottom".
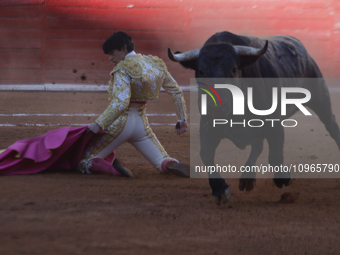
[{"left": 102, "top": 31, "right": 135, "bottom": 54}]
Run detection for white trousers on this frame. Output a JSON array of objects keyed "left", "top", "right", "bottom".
[{"left": 78, "top": 103, "right": 175, "bottom": 173}]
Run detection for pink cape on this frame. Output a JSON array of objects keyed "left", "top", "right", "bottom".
[{"left": 0, "top": 126, "right": 96, "bottom": 175}]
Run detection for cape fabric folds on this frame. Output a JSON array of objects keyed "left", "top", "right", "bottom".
[{"left": 0, "top": 126, "right": 93, "bottom": 175}]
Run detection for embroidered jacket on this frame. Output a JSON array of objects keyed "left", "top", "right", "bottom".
[{"left": 95, "top": 53, "right": 187, "bottom": 129}]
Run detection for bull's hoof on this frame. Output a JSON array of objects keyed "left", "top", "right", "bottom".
[
  {"left": 214, "top": 186, "right": 230, "bottom": 206},
  {"left": 273, "top": 178, "right": 291, "bottom": 189},
  {"left": 273, "top": 172, "right": 291, "bottom": 188},
  {"left": 239, "top": 178, "right": 256, "bottom": 191}
]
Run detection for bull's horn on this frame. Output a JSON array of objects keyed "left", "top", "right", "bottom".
[
  {"left": 233, "top": 40, "right": 268, "bottom": 57},
  {"left": 168, "top": 48, "right": 200, "bottom": 62}
]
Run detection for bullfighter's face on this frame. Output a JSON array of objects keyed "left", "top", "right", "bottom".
[{"left": 108, "top": 46, "right": 128, "bottom": 65}]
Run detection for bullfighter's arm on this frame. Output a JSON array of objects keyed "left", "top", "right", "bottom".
[
  {"left": 161, "top": 72, "right": 187, "bottom": 122},
  {"left": 95, "top": 70, "right": 131, "bottom": 130}
]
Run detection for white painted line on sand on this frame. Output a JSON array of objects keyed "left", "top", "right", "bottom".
[
  {"left": 0, "top": 113, "right": 177, "bottom": 117},
  {"left": 0, "top": 113, "right": 98, "bottom": 117},
  {"left": 0, "top": 123, "right": 178, "bottom": 127},
  {"left": 0, "top": 84, "right": 339, "bottom": 93},
  {"left": 0, "top": 84, "right": 190, "bottom": 92}
]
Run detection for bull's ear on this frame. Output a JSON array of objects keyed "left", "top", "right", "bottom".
[
  {"left": 175, "top": 51, "right": 198, "bottom": 71},
  {"left": 238, "top": 56, "right": 261, "bottom": 70}
]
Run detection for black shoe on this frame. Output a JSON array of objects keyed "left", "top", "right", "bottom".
[
  {"left": 165, "top": 161, "right": 190, "bottom": 178},
  {"left": 112, "top": 159, "right": 132, "bottom": 178}
]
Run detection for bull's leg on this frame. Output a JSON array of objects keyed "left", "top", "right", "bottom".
[
  {"left": 307, "top": 98, "right": 340, "bottom": 151},
  {"left": 200, "top": 127, "right": 230, "bottom": 205},
  {"left": 239, "top": 140, "right": 264, "bottom": 191},
  {"left": 303, "top": 76, "right": 340, "bottom": 150},
  {"left": 267, "top": 127, "right": 291, "bottom": 188}
]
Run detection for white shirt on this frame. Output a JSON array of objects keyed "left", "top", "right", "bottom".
[{"left": 125, "top": 51, "right": 136, "bottom": 58}]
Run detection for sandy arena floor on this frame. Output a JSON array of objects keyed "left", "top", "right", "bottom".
[{"left": 0, "top": 91, "right": 340, "bottom": 255}]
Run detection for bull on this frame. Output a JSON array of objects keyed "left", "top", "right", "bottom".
[{"left": 168, "top": 31, "right": 340, "bottom": 205}]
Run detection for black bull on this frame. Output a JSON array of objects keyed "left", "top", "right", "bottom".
[{"left": 168, "top": 31, "right": 340, "bottom": 205}]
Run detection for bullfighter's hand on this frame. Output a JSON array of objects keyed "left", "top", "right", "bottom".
[
  {"left": 88, "top": 123, "right": 102, "bottom": 134},
  {"left": 175, "top": 120, "right": 188, "bottom": 135}
]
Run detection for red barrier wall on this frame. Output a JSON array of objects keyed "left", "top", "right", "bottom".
[{"left": 0, "top": 0, "right": 339, "bottom": 86}]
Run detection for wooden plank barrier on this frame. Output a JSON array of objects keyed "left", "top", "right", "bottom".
[{"left": 0, "top": 0, "right": 338, "bottom": 87}]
